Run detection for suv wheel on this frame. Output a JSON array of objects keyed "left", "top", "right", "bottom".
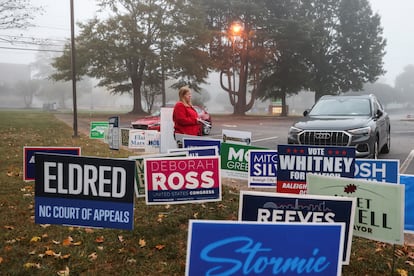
[
  {"left": 373, "top": 138, "right": 379, "bottom": 159},
  {"left": 380, "top": 130, "right": 391, "bottom": 154}
]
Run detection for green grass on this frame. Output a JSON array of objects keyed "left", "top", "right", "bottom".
[{"left": 0, "top": 110, "right": 413, "bottom": 275}]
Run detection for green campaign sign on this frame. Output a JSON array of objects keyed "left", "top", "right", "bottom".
[
  {"left": 90, "top": 122, "right": 109, "bottom": 139},
  {"left": 307, "top": 174, "right": 404, "bottom": 245},
  {"left": 220, "top": 142, "right": 265, "bottom": 180}
]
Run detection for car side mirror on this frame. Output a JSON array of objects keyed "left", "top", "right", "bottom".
[
  {"left": 375, "top": 109, "right": 383, "bottom": 118},
  {"left": 303, "top": 109, "right": 310, "bottom": 117}
]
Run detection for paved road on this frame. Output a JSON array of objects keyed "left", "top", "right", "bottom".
[{"left": 55, "top": 112, "right": 414, "bottom": 174}]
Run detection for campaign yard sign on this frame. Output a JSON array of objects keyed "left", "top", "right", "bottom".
[
  {"left": 239, "top": 191, "right": 356, "bottom": 264},
  {"left": 400, "top": 174, "right": 414, "bottom": 232},
  {"left": 168, "top": 146, "right": 219, "bottom": 157},
  {"left": 186, "top": 220, "right": 345, "bottom": 276},
  {"left": 34, "top": 153, "right": 136, "bottom": 230},
  {"left": 182, "top": 137, "right": 222, "bottom": 153},
  {"left": 145, "top": 156, "right": 221, "bottom": 205},
  {"left": 23, "top": 146, "right": 81, "bottom": 181},
  {"left": 128, "top": 129, "right": 146, "bottom": 150},
  {"left": 248, "top": 149, "right": 278, "bottom": 188},
  {"left": 277, "top": 144, "right": 355, "bottom": 194},
  {"left": 221, "top": 142, "right": 266, "bottom": 180},
  {"left": 355, "top": 159, "right": 399, "bottom": 183},
  {"left": 307, "top": 174, "right": 405, "bottom": 245},
  {"left": 89, "top": 121, "right": 109, "bottom": 139},
  {"left": 120, "top": 128, "right": 130, "bottom": 147},
  {"left": 129, "top": 152, "right": 187, "bottom": 198},
  {"left": 108, "top": 116, "right": 120, "bottom": 150},
  {"left": 222, "top": 129, "right": 252, "bottom": 145}
]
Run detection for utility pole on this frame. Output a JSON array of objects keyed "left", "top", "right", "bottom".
[{"left": 70, "top": 0, "right": 78, "bottom": 137}]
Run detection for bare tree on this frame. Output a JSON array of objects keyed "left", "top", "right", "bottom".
[{"left": 0, "top": 0, "right": 42, "bottom": 29}]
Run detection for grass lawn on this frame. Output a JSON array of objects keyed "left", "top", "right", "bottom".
[{"left": 0, "top": 110, "right": 413, "bottom": 275}]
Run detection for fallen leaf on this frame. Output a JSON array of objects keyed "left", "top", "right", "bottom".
[
  {"left": 40, "top": 224, "right": 51, "bottom": 228},
  {"left": 139, "top": 238, "right": 146, "bottom": 248},
  {"left": 155, "top": 244, "right": 165, "bottom": 250},
  {"left": 193, "top": 212, "right": 199, "bottom": 219},
  {"left": 72, "top": 241, "right": 82, "bottom": 246},
  {"left": 62, "top": 236, "right": 73, "bottom": 246},
  {"left": 61, "top": 254, "right": 71, "bottom": 260},
  {"left": 396, "top": 269, "right": 408, "bottom": 276},
  {"left": 4, "top": 225, "right": 14, "bottom": 230},
  {"left": 0, "top": 257, "right": 3, "bottom": 264},
  {"left": 118, "top": 235, "right": 124, "bottom": 243},
  {"left": 45, "top": 249, "right": 55, "bottom": 256},
  {"left": 52, "top": 240, "right": 60, "bottom": 245},
  {"left": 23, "top": 262, "right": 41, "bottom": 269},
  {"left": 30, "top": 236, "right": 41, "bottom": 243},
  {"left": 57, "top": 266, "right": 70, "bottom": 276},
  {"left": 84, "top": 228, "right": 94, "bottom": 233},
  {"left": 126, "top": 258, "right": 137, "bottom": 264},
  {"left": 88, "top": 252, "right": 98, "bottom": 261},
  {"left": 95, "top": 236, "right": 104, "bottom": 243}
]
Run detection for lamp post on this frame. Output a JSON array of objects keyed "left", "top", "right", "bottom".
[{"left": 230, "top": 22, "right": 242, "bottom": 96}]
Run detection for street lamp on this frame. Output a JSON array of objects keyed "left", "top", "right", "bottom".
[{"left": 230, "top": 22, "right": 242, "bottom": 97}]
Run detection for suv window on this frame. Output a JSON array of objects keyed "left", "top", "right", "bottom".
[{"left": 309, "top": 98, "right": 371, "bottom": 116}]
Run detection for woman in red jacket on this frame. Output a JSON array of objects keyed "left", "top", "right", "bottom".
[{"left": 173, "top": 86, "right": 201, "bottom": 139}]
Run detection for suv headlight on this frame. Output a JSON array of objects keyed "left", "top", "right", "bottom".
[
  {"left": 348, "top": 126, "right": 371, "bottom": 136},
  {"left": 289, "top": 126, "right": 303, "bottom": 136}
]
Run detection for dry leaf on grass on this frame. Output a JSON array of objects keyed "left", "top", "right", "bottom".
[
  {"left": 155, "top": 244, "right": 165, "bottom": 250},
  {"left": 95, "top": 236, "right": 104, "bottom": 243},
  {"left": 88, "top": 252, "right": 98, "bottom": 261},
  {"left": 30, "top": 236, "right": 41, "bottom": 243},
  {"left": 139, "top": 238, "right": 146, "bottom": 248},
  {"left": 45, "top": 249, "right": 55, "bottom": 256},
  {"left": 23, "top": 262, "right": 41, "bottom": 269},
  {"left": 62, "top": 237, "right": 73, "bottom": 246},
  {"left": 118, "top": 235, "right": 124, "bottom": 243},
  {"left": 396, "top": 269, "right": 408, "bottom": 276},
  {"left": 57, "top": 266, "right": 70, "bottom": 276}
]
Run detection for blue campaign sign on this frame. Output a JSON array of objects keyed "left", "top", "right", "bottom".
[
  {"left": 248, "top": 150, "right": 278, "bottom": 188},
  {"left": 169, "top": 146, "right": 219, "bottom": 157},
  {"left": 186, "top": 220, "right": 344, "bottom": 276},
  {"left": 23, "top": 146, "right": 81, "bottom": 181},
  {"left": 355, "top": 159, "right": 399, "bottom": 183},
  {"left": 277, "top": 144, "right": 355, "bottom": 194},
  {"left": 182, "top": 138, "right": 222, "bottom": 153},
  {"left": 34, "top": 153, "right": 135, "bottom": 230},
  {"left": 239, "top": 191, "right": 356, "bottom": 265},
  {"left": 400, "top": 174, "right": 414, "bottom": 232}
]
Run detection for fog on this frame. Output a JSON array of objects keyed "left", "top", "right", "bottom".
[{"left": 0, "top": 0, "right": 413, "bottom": 115}]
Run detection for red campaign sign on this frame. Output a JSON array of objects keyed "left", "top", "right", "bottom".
[{"left": 144, "top": 156, "right": 221, "bottom": 205}]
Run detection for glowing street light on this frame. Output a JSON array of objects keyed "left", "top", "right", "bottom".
[
  {"left": 230, "top": 22, "right": 243, "bottom": 95},
  {"left": 231, "top": 22, "right": 242, "bottom": 36}
]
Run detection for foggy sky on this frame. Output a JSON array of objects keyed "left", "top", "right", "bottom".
[{"left": 0, "top": 0, "right": 412, "bottom": 86}]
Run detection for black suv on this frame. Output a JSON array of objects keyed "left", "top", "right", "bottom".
[{"left": 287, "top": 94, "right": 391, "bottom": 158}]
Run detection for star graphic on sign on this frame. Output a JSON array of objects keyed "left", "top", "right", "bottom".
[
  {"left": 286, "top": 148, "right": 291, "bottom": 153},
  {"left": 156, "top": 175, "right": 162, "bottom": 182},
  {"left": 342, "top": 150, "right": 347, "bottom": 155},
  {"left": 328, "top": 149, "right": 333, "bottom": 155},
  {"left": 299, "top": 149, "right": 305, "bottom": 154}
]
